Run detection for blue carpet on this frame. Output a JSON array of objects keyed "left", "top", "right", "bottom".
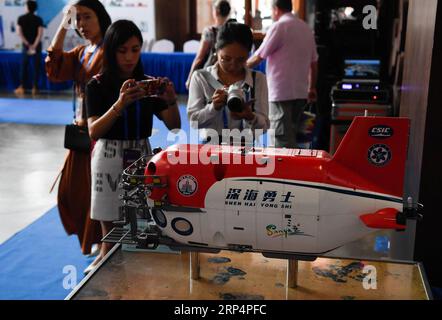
[
  {"left": 0, "top": 206, "right": 95, "bottom": 300},
  {"left": 0, "top": 98, "right": 73, "bottom": 125}
]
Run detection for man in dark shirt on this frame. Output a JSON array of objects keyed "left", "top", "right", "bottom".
[{"left": 14, "top": 0, "right": 44, "bottom": 96}]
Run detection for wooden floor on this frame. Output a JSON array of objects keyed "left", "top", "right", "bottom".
[{"left": 71, "top": 246, "right": 430, "bottom": 300}]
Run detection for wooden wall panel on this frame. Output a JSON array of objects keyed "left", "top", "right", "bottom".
[
  {"left": 414, "top": 1, "right": 442, "bottom": 288},
  {"left": 196, "top": 0, "right": 212, "bottom": 35},
  {"left": 155, "top": 0, "right": 191, "bottom": 51},
  {"left": 293, "top": 0, "right": 306, "bottom": 20},
  {"left": 400, "top": 1, "right": 436, "bottom": 197},
  {"left": 399, "top": 0, "right": 442, "bottom": 286}
]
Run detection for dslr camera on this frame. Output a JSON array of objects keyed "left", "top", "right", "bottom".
[{"left": 225, "top": 83, "right": 251, "bottom": 113}]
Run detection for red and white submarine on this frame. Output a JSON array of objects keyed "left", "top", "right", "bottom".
[{"left": 117, "top": 116, "right": 421, "bottom": 260}]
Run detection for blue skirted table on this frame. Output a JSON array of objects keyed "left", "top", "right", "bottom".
[
  {"left": 0, "top": 50, "right": 266, "bottom": 94},
  {"left": 0, "top": 50, "right": 73, "bottom": 92}
]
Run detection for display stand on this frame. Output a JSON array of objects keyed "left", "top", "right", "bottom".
[
  {"left": 190, "top": 252, "right": 200, "bottom": 280},
  {"left": 288, "top": 259, "right": 299, "bottom": 288},
  {"left": 67, "top": 245, "right": 431, "bottom": 300}
]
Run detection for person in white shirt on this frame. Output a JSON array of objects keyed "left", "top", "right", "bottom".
[{"left": 187, "top": 22, "right": 269, "bottom": 145}]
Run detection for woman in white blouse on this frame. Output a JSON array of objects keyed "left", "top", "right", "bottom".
[{"left": 187, "top": 22, "right": 269, "bottom": 145}]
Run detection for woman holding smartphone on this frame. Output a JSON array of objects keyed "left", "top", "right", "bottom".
[{"left": 85, "top": 20, "right": 181, "bottom": 269}]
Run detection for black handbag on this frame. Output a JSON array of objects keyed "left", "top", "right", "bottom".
[
  {"left": 64, "top": 124, "right": 91, "bottom": 152},
  {"left": 64, "top": 79, "right": 91, "bottom": 152}
]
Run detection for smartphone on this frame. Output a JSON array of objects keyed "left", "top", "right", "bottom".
[{"left": 138, "top": 78, "right": 168, "bottom": 96}]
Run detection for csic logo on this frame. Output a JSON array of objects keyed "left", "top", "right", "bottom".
[
  {"left": 368, "top": 144, "right": 392, "bottom": 167},
  {"left": 177, "top": 175, "right": 198, "bottom": 196},
  {"left": 369, "top": 125, "right": 394, "bottom": 139}
]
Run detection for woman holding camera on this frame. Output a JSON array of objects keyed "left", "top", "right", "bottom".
[
  {"left": 85, "top": 20, "right": 180, "bottom": 268},
  {"left": 45, "top": 0, "right": 111, "bottom": 256},
  {"left": 187, "top": 22, "right": 269, "bottom": 145}
]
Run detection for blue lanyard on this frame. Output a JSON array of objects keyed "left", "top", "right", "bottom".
[
  {"left": 239, "top": 88, "right": 252, "bottom": 131},
  {"left": 80, "top": 43, "right": 101, "bottom": 70},
  {"left": 72, "top": 44, "right": 101, "bottom": 117},
  {"left": 222, "top": 108, "right": 228, "bottom": 129},
  {"left": 123, "top": 101, "right": 141, "bottom": 140}
]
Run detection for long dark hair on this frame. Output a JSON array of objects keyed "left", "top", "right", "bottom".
[
  {"left": 74, "top": 0, "right": 112, "bottom": 40},
  {"left": 101, "top": 20, "right": 144, "bottom": 87}
]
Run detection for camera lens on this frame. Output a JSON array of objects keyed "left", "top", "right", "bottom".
[
  {"left": 227, "top": 97, "right": 243, "bottom": 113},
  {"left": 227, "top": 86, "right": 245, "bottom": 113}
]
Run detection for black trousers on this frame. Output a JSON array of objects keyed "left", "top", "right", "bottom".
[{"left": 20, "top": 43, "right": 42, "bottom": 88}]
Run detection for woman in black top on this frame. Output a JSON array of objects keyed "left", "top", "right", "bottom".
[{"left": 85, "top": 20, "right": 181, "bottom": 266}]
